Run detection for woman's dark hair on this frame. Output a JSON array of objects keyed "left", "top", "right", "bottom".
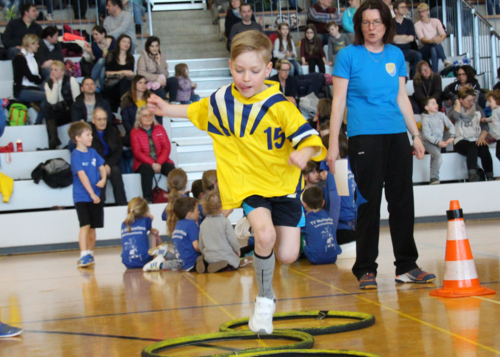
[
  {"left": 145, "top": 36, "right": 161, "bottom": 56},
  {"left": 277, "top": 22, "right": 292, "bottom": 53},
  {"left": 123, "top": 75, "right": 151, "bottom": 103},
  {"left": 457, "top": 65, "right": 476, "bottom": 84},
  {"left": 108, "top": 34, "right": 134, "bottom": 65},
  {"left": 353, "top": 0, "right": 395, "bottom": 45},
  {"left": 228, "top": 0, "right": 240, "bottom": 10},
  {"left": 413, "top": 60, "right": 433, "bottom": 86},
  {"left": 497, "top": 66, "right": 500, "bottom": 79},
  {"left": 304, "top": 24, "right": 321, "bottom": 56},
  {"left": 92, "top": 25, "right": 107, "bottom": 36}
]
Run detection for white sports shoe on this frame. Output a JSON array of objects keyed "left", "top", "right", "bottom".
[
  {"left": 148, "top": 243, "right": 169, "bottom": 257},
  {"left": 143, "top": 255, "right": 165, "bottom": 272},
  {"left": 248, "top": 296, "right": 276, "bottom": 334}
]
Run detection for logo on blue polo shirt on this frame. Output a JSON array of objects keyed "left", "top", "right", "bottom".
[{"left": 386, "top": 63, "right": 396, "bottom": 77}]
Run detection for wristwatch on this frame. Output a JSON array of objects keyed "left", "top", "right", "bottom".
[{"left": 412, "top": 134, "right": 421, "bottom": 140}]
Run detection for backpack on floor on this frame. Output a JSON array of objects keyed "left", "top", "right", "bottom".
[
  {"left": 8, "top": 103, "right": 28, "bottom": 126},
  {"left": 31, "top": 158, "right": 73, "bottom": 189}
]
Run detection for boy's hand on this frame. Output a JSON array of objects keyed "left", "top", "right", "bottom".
[
  {"left": 319, "top": 170, "right": 328, "bottom": 180},
  {"left": 147, "top": 94, "right": 171, "bottom": 116},
  {"left": 446, "top": 138, "right": 455, "bottom": 145},
  {"left": 91, "top": 194, "right": 101, "bottom": 204},
  {"left": 438, "top": 141, "right": 448, "bottom": 148},
  {"left": 96, "top": 179, "right": 106, "bottom": 188},
  {"left": 289, "top": 147, "right": 316, "bottom": 169}
]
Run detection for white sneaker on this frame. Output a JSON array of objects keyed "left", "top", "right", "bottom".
[
  {"left": 248, "top": 296, "right": 276, "bottom": 334},
  {"left": 143, "top": 255, "right": 165, "bottom": 272},
  {"left": 46, "top": 13, "right": 53, "bottom": 21},
  {"left": 148, "top": 243, "right": 169, "bottom": 257}
]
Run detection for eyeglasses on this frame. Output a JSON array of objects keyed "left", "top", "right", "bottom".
[
  {"left": 361, "top": 20, "right": 383, "bottom": 27},
  {"left": 279, "top": 69, "right": 291, "bottom": 72},
  {"left": 142, "top": 114, "right": 154, "bottom": 118},
  {"left": 418, "top": 9, "right": 428, "bottom": 13},
  {"left": 421, "top": 66, "right": 430, "bottom": 71}
]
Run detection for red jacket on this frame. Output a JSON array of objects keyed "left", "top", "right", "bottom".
[{"left": 131, "top": 124, "right": 173, "bottom": 172}]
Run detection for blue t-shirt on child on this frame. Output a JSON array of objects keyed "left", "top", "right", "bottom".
[
  {"left": 172, "top": 219, "right": 200, "bottom": 271},
  {"left": 332, "top": 44, "right": 407, "bottom": 137},
  {"left": 71, "top": 148, "right": 105, "bottom": 203},
  {"left": 120, "top": 216, "right": 153, "bottom": 269},
  {"left": 320, "top": 160, "right": 358, "bottom": 231},
  {"left": 301, "top": 210, "right": 342, "bottom": 265}
]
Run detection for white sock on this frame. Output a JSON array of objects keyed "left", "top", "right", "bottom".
[
  {"left": 89, "top": 250, "right": 94, "bottom": 256},
  {"left": 80, "top": 251, "right": 87, "bottom": 258}
]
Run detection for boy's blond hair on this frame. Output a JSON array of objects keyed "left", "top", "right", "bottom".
[
  {"left": 68, "top": 122, "right": 92, "bottom": 143},
  {"left": 230, "top": 30, "right": 273, "bottom": 64}
]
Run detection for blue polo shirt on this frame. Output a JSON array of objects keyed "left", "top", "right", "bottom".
[{"left": 333, "top": 44, "right": 407, "bottom": 137}]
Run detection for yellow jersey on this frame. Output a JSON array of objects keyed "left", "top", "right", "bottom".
[{"left": 187, "top": 80, "right": 326, "bottom": 209}]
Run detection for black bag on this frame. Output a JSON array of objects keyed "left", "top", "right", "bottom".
[
  {"left": 79, "top": 56, "right": 94, "bottom": 77},
  {"left": 31, "top": 158, "right": 73, "bottom": 188}
]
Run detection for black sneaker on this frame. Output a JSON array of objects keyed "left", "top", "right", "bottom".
[{"left": 359, "top": 273, "right": 377, "bottom": 290}]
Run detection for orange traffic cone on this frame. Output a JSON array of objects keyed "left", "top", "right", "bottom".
[{"left": 430, "top": 200, "right": 495, "bottom": 298}]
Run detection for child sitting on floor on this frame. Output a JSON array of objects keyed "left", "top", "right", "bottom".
[
  {"left": 172, "top": 197, "right": 201, "bottom": 272},
  {"left": 302, "top": 161, "right": 321, "bottom": 189},
  {"left": 484, "top": 90, "right": 500, "bottom": 162},
  {"left": 196, "top": 193, "right": 241, "bottom": 273},
  {"left": 301, "top": 186, "right": 342, "bottom": 265},
  {"left": 421, "top": 97, "right": 456, "bottom": 185},
  {"left": 161, "top": 168, "right": 188, "bottom": 234},
  {"left": 191, "top": 179, "right": 206, "bottom": 226},
  {"left": 121, "top": 197, "right": 180, "bottom": 271}
]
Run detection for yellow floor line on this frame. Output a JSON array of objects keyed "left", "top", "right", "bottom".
[
  {"left": 287, "top": 267, "right": 500, "bottom": 355},
  {"left": 182, "top": 274, "right": 269, "bottom": 348},
  {"left": 473, "top": 296, "right": 500, "bottom": 305}
]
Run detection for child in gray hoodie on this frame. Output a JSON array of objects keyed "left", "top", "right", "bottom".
[
  {"left": 421, "top": 97, "right": 456, "bottom": 184},
  {"left": 484, "top": 90, "right": 500, "bottom": 162}
]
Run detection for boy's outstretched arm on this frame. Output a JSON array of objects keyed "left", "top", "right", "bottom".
[{"left": 147, "top": 94, "right": 189, "bottom": 119}]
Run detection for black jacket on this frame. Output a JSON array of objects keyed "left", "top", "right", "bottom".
[
  {"left": 71, "top": 92, "right": 113, "bottom": 124},
  {"left": 35, "top": 40, "right": 64, "bottom": 67},
  {"left": 269, "top": 74, "right": 298, "bottom": 99},
  {"left": 413, "top": 74, "right": 443, "bottom": 105},
  {"left": 90, "top": 122, "right": 123, "bottom": 167},
  {"left": 13, "top": 53, "right": 43, "bottom": 98},
  {"left": 3, "top": 18, "right": 42, "bottom": 49}
]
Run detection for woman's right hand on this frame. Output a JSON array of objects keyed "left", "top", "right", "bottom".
[
  {"left": 152, "top": 163, "right": 161, "bottom": 173},
  {"left": 158, "top": 76, "right": 166, "bottom": 87},
  {"left": 326, "top": 145, "right": 339, "bottom": 175}
]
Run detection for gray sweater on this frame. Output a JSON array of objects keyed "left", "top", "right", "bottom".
[
  {"left": 486, "top": 107, "right": 500, "bottom": 140},
  {"left": 199, "top": 215, "right": 240, "bottom": 268},
  {"left": 227, "top": 21, "right": 264, "bottom": 51},
  {"left": 422, "top": 112, "right": 455, "bottom": 145},
  {"left": 448, "top": 105, "right": 488, "bottom": 144},
  {"left": 327, "top": 34, "right": 350, "bottom": 63},
  {"left": 104, "top": 11, "right": 136, "bottom": 46}
]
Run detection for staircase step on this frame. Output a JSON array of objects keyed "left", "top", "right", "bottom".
[
  {"left": 160, "top": 33, "right": 221, "bottom": 45},
  {"left": 179, "top": 162, "right": 217, "bottom": 172},
  {"left": 153, "top": 23, "right": 218, "bottom": 34},
  {"left": 167, "top": 58, "right": 229, "bottom": 70},
  {"left": 160, "top": 41, "right": 226, "bottom": 53},
  {"left": 195, "top": 76, "right": 232, "bottom": 91},
  {"left": 167, "top": 50, "right": 229, "bottom": 60},
  {"left": 151, "top": 9, "right": 212, "bottom": 20}
]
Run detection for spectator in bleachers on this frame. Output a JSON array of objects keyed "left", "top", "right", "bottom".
[
  {"left": 3, "top": 4, "right": 42, "bottom": 59},
  {"left": 382, "top": 0, "right": 395, "bottom": 17},
  {"left": 130, "top": 106, "right": 175, "bottom": 203},
  {"left": 443, "top": 65, "right": 486, "bottom": 109},
  {"left": 104, "top": 34, "right": 135, "bottom": 111},
  {"left": 13, "top": 34, "right": 46, "bottom": 125},
  {"left": 269, "top": 59, "right": 298, "bottom": 105},
  {"left": 414, "top": 3, "right": 452, "bottom": 73},
  {"left": 227, "top": 3, "right": 264, "bottom": 51},
  {"left": 36, "top": 26, "right": 64, "bottom": 81},
  {"left": 45, "top": 60, "right": 81, "bottom": 149},
  {"left": 104, "top": 0, "right": 136, "bottom": 52},
  {"left": 273, "top": 23, "right": 302, "bottom": 76},
  {"left": 449, "top": 87, "right": 493, "bottom": 182},
  {"left": 301, "top": 24, "right": 326, "bottom": 74},
  {"left": 329, "top": 0, "right": 434, "bottom": 289},
  {"left": 392, "top": 0, "right": 421, "bottom": 79},
  {"left": 90, "top": 107, "right": 127, "bottom": 205},
  {"left": 412, "top": 60, "right": 443, "bottom": 114},
  {"left": 342, "top": 0, "right": 359, "bottom": 41},
  {"left": 485, "top": 90, "right": 500, "bottom": 162},
  {"left": 421, "top": 97, "right": 456, "bottom": 185},
  {"left": 72, "top": 77, "right": 113, "bottom": 124},
  {"left": 123, "top": 0, "right": 146, "bottom": 34},
  {"left": 174, "top": 63, "right": 200, "bottom": 104},
  {"left": 494, "top": 67, "right": 500, "bottom": 91},
  {"left": 121, "top": 75, "right": 162, "bottom": 147},
  {"left": 307, "top": 0, "right": 341, "bottom": 45},
  {"left": 326, "top": 21, "right": 350, "bottom": 66},
  {"left": 86, "top": 26, "right": 116, "bottom": 89},
  {"left": 224, "top": 0, "right": 256, "bottom": 39},
  {"left": 137, "top": 36, "right": 179, "bottom": 103}
]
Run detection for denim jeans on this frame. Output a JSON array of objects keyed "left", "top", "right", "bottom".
[
  {"left": 180, "top": 93, "right": 201, "bottom": 104},
  {"left": 487, "top": 0, "right": 500, "bottom": 15},
  {"left": 17, "top": 89, "right": 46, "bottom": 124},
  {"left": 91, "top": 58, "right": 106, "bottom": 88},
  {"left": 401, "top": 49, "right": 422, "bottom": 79},
  {"left": 131, "top": 2, "right": 145, "bottom": 24},
  {"left": 288, "top": 59, "right": 303, "bottom": 76},
  {"left": 420, "top": 44, "right": 446, "bottom": 73}
]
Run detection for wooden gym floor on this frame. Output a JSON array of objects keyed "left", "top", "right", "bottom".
[{"left": 1, "top": 219, "right": 500, "bottom": 356}]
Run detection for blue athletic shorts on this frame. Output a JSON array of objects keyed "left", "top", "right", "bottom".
[{"left": 242, "top": 195, "right": 305, "bottom": 228}]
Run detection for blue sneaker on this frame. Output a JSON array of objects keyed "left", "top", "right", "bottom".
[
  {"left": 77, "top": 254, "right": 95, "bottom": 268},
  {"left": 0, "top": 322, "right": 23, "bottom": 337},
  {"left": 396, "top": 267, "right": 436, "bottom": 284},
  {"left": 359, "top": 273, "right": 378, "bottom": 290}
]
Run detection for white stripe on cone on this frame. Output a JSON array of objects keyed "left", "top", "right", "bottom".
[
  {"left": 444, "top": 260, "right": 479, "bottom": 281},
  {"left": 447, "top": 220, "right": 468, "bottom": 241}
]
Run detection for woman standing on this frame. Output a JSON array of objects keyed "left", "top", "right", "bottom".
[
  {"left": 86, "top": 26, "right": 116, "bottom": 88},
  {"left": 13, "top": 34, "right": 46, "bottom": 125},
  {"left": 412, "top": 60, "right": 443, "bottom": 113},
  {"left": 104, "top": 34, "right": 135, "bottom": 111},
  {"left": 130, "top": 106, "right": 175, "bottom": 203},
  {"left": 137, "top": 36, "right": 179, "bottom": 103},
  {"left": 327, "top": 0, "right": 435, "bottom": 289}
]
